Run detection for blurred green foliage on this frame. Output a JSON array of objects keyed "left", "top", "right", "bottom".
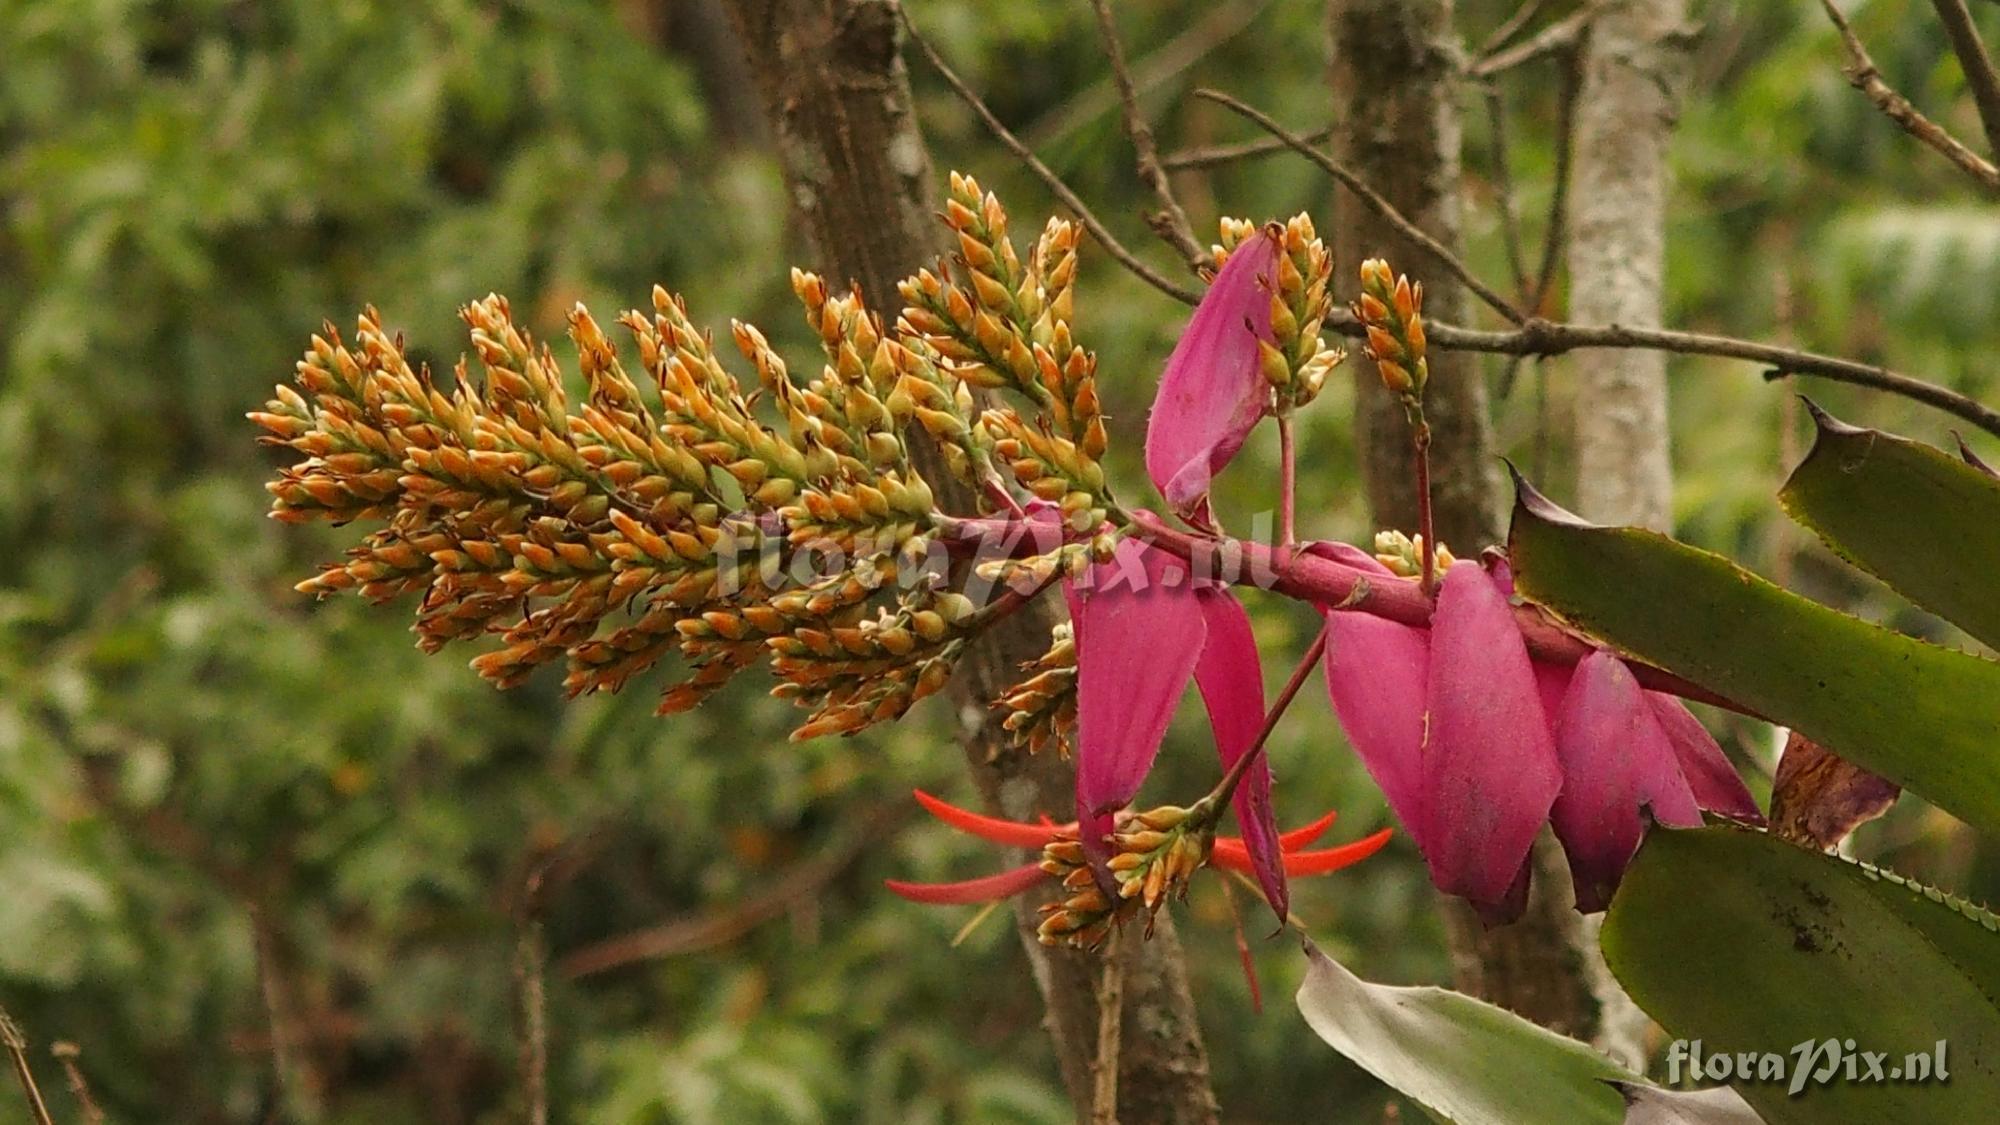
[{"left": 2, "top": 0, "right": 1997, "bottom": 1121}]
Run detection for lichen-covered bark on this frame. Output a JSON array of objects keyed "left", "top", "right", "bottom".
[
  {"left": 1325, "top": 0, "right": 1600, "bottom": 1039},
  {"left": 1569, "top": 0, "right": 1685, "bottom": 533},
  {"left": 1566, "top": 0, "right": 1691, "bottom": 1068},
  {"left": 720, "top": 2, "right": 1218, "bottom": 1119}
]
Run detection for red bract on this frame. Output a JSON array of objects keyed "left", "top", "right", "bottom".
[
  {"left": 885, "top": 791, "right": 1391, "bottom": 906},
  {"left": 1143, "top": 228, "right": 1281, "bottom": 524},
  {"left": 1319, "top": 548, "right": 1762, "bottom": 921}
]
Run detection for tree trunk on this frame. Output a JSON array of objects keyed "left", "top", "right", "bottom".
[
  {"left": 1568, "top": 0, "right": 1685, "bottom": 534},
  {"left": 1324, "top": 0, "right": 1600, "bottom": 1039},
  {"left": 1566, "top": 0, "right": 1691, "bottom": 1066},
  {"left": 719, "top": 3, "right": 1219, "bottom": 1119}
]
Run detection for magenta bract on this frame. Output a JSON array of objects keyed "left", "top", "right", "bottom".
[
  {"left": 1549, "top": 651, "right": 1703, "bottom": 913},
  {"left": 1193, "top": 588, "right": 1286, "bottom": 920},
  {"left": 1143, "top": 230, "right": 1281, "bottom": 522},
  {"left": 1422, "top": 562, "right": 1564, "bottom": 917}
]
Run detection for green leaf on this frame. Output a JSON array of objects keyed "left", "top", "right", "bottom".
[
  {"left": 1778, "top": 402, "right": 2000, "bottom": 648},
  {"left": 1506, "top": 474, "right": 2000, "bottom": 835},
  {"left": 1603, "top": 825, "right": 2000, "bottom": 1125},
  {"left": 1294, "top": 940, "right": 1635, "bottom": 1124}
]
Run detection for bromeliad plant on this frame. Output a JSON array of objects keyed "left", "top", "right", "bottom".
[{"left": 255, "top": 173, "right": 2000, "bottom": 1120}]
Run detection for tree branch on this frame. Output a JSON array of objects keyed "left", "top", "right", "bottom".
[
  {"left": 1025, "top": 0, "right": 1272, "bottom": 148},
  {"left": 557, "top": 805, "right": 907, "bottom": 978},
  {"left": 513, "top": 858, "right": 552, "bottom": 1125},
  {"left": 901, "top": 9, "right": 1201, "bottom": 305},
  {"left": 1470, "top": 0, "right": 1608, "bottom": 78},
  {"left": 1500, "top": 46, "right": 1581, "bottom": 399},
  {"left": 1195, "top": 88, "right": 1530, "bottom": 325},
  {"left": 1091, "top": 932, "right": 1125, "bottom": 1125},
  {"left": 49, "top": 1044, "right": 103, "bottom": 1125},
  {"left": 1931, "top": 0, "right": 2000, "bottom": 158},
  {"left": 1088, "top": 0, "right": 1211, "bottom": 274},
  {"left": 1323, "top": 311, "right": 2000, "bottom": 439},
  {"left": 0, "top": 1006, "right": 55, "bottom": 1125},
  {"left": 1481, "top": 82, "right": 1531, "bottom": 298},
  {"left": 1162, "top": 126, "right": 1336, "bottom": 171},
  {"left": 1818, "top": 0, "right": 2000, "bottom": 193},
  {"left": 1477, "top": 0, "right": 1549, "bottom": 57}
]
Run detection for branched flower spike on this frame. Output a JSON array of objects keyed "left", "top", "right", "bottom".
[{"left": 254, "top": 172, "right": 1424, "bottom": 958}]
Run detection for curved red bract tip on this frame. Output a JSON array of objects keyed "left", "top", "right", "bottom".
[
  {"left": 1278, "top": 810, "right": 1338, "bottom": 850},
  {"left": 885, "top": 863, "right": 1046, "bottom": 905},
  {"left": 911, "top": 789, "right": 1061, "bottom": 848},
  {"left": 1213, "top": 810, "right": 1340, "bottom": 866},
  {"left": 1276, "top": 828, "right": 1394, "bottom": 875}
]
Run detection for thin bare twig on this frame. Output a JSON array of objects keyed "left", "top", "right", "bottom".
[
  {"left": 1532, "top": 49, "right": 1583, "bottom": 312},
  {"left": 557, "top": 804, "right": 911, "bottom": 978},
  {"left": 1162, "top": 126, "right": 1335, "bottom": 171},
  {"left": 1194, "top": 89, "right": 1529, "bottom": 325},
  {"left": 1322, "top": 308, "right": 2000, "bottom": 439},
  {"left": 514, "top": 909, "right": 548, "bottom": 1125},
  {"left": 1091, "top": 930, "right": 1124, "bottom": 1125},
  {"left": 251, "top": 908, "right": 319, "bottom": 1123},
  {"left": 1088, "top": 0, "right": 1211, "bottom": 274},
  {"left": 0, "top": 1005, "right": 56, "bottom": 1125},
  {"left": 901, "top": 10, "right": 1200, "bottom": 305},
  {"left": 1501, "top": 42, "right": 1582, "bottom": 399},
  {"left": 1931, "top": 0, "right": 2000, "bottom": 158},
  {"left": 1026, "top": 0, "right": 1272, "bottom": 148},
  {"left": 1478, "top": 0, "right": 1550, "bottom": 57},
  {"left": 1481, "top": 83, "right": 1531, "bottom": 298},
  {"left": 1470, "top": 0, "right": 1608, "bottom": 78},
  {"left": 1817, "top": 0, "right": 2000, "bottom": 193},
  {"left": 50, "top": 1043, "right": 104, "bottom": 1125}
]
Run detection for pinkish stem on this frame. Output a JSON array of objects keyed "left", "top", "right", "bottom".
[
  {"left": 1126, "top": 514, "right": 1748, "bottom": 716},
  {"left": 1204, "top": 621, "right": 1330, "bottom": 812},
  {"left": 1277, "top": 413, "right": 1298, "bottom": 548},
  {"left": 1413, "top": 419, "right": 1435, "bottom": 598}
]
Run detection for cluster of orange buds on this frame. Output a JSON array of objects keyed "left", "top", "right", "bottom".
[
  {"left": 250, "top": 172, "right": 1157, "bottom": 748},
  {"left": 1217, "top": 214, "right": 1342, "bottom": 410},
  {"left": 995, "top": 621, "right": 1078, "bottom": 757},
  {"left": 1033, "top": 804, "right": 1214, "bottom": 949},
  {"left": 1104, "top": 805, "right": 1213, "bottom": 918},
  {"left": 1356, "top": 257, "right": 1428, "bottom": 403},
  {"left": 1370, "top": 529, "right": 1456, "bottom": 581},
  {"left": 898, "top": 176, "right": 1111, "bottom": 525},
  {"left": 981, "top": 407, "right": 1108, "bottom": 526},
  {"left": 252, "top": 267, "right": 985, "bottom": 736},
  {"left": 900, "top": 173, "right": 1040, "bottom": 397},
  {"left": 766, "top": 588, "right": 982, "bottom": 740},
  {"left": 1033, "top": 832, "right": 1126, "bottom": 950}
]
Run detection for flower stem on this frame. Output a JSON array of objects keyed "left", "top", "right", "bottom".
[
  {"left": 1410, "top": 410, "right": 1436, "bottom": 597},
  {"left": 1203, "top": 621, "right": 1331, "bottom": 813},
  {"left": 1277, "top": 412, "right": 1298, "bottom": 547}
]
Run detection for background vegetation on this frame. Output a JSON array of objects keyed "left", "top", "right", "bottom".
[{"left": 2, "top": 0, "right": 1996, "bottom": 1120}]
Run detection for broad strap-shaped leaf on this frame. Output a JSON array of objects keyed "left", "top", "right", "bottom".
[
  {"left": 1295, "top": 939, "right": 1639, "bottom": 1125},
  {"left": 1778, "top": 402, "right": 2000, "bottom": 649},
  {"left": 1602, "top": 825, "right": 2000, "bottom": 1125},
  {"left": 1507, "top": 475, "right": 2000, "bottom": 837}
]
